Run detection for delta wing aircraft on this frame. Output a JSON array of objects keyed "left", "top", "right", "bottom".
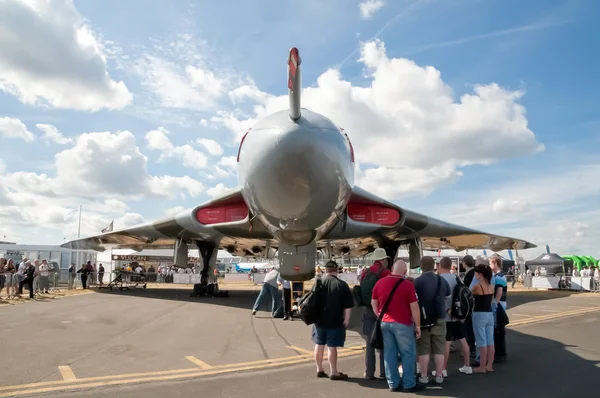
[{"left": 62, "top": 47, "right": 535, "bottom": 287}]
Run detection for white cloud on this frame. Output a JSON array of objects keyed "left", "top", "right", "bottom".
[
  {"left": 134, "top": 55, "right": 226, "bottom": 111},
  {"left": 218, "top": 156, "right": 237, "bottom": 170},
  {"left": 427, "top": 162, "right": 600, "bottom": 258},
  {"left": 218, "top": 39, "right": 544, "bottom": 200},
  {"left": 360, "top": 0, "right": 385, "bottom": 19},
  {"left": 0, "top": 117, "right": 35, "bottom": 142},
  {"left": 145, "top": 127, "right": 208, "bottom": 169},
  {"left": 196, "top": 138, "right": 223, "bottom": 156},
  {"left": 164, "top": 206, "right": 186, "bottom": 217},
  {"left": 149, "top": 175, "right": 204, "bottom": 199},
  {"left": 356, "top": 164, "right": 462, "bottom": 199},
  {"left": 206, "top": 183, "right": 232, "bottom": 198},
  {"left": 102, "top": 199, "right": 129, "bottom": 213},
  {"left": 0, "top": 130, "right": 205, "bottom": 201},
  {"left": 0, "top": 128, "right": 207, "bottom": 244},
  {"left": 36, "top": 123, "right": 73, "bottom": 145},
  {"left": 492, "top": 198, "right": 531, "bottom": 214},
  {"left": 127, "top": 31, "right": 236, "bottom": 113},
  {"left": 0, "top": 0, "right": 132, "bottom": 111}
]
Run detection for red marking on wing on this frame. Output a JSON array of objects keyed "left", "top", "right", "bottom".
[
  {"left": 347, "top": 204, "right": 401, "bottom": 226},
  {"left": 196, "top": 203, "right": 249, "bottom": 225}
]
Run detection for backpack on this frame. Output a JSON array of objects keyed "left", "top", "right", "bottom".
[
  {"left": 297, "top": 279, "right": 323, "bottom": 325},
  {"left": 450, "top": 275, "right": 474, "bottom": 320},
  {"left": 420, "top": 275, "right": 441, "bottom": 329},
  {"left": 352, "top": 265, "right": 384, "bottom": 306}
]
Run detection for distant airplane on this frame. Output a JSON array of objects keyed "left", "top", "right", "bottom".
[{"left": 62, "top": 47, "right": 536, "bottom": 289}]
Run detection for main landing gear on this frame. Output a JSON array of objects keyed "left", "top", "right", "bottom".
[{"left": 190, "top": 242, "right": 229, "bottom": 298}]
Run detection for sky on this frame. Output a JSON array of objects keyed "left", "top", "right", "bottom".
[{"left": 0, "top": 0, "right": 598, "bottom": 260}]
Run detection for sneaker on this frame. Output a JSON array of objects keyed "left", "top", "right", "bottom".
[
  {"left": 459, "top": 366, "right": 473, "bottom": 375},
  {"left": 435, "top": 376, "right": 444, "bottom": 384},
  {"left": 418, "top": 376, "right": 429, "bottom": 384},
  {"left": 432, "top": 370, "right": 448, "bottom": 377}
]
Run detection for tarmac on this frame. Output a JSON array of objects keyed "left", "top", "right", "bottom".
[{"left": 0, "top": 283, "right": 598, "bottom": 397}]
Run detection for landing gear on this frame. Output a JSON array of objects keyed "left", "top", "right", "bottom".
[
  {"left": 408, "top": 239, "right": 423, "bottom": 269},
  {"left": 190, "top": 241, "right": 229, "bottom": 298}
]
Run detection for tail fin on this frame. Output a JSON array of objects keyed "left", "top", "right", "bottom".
[{"left": 287, "top": 47, "right": 302, "bottom": 121}]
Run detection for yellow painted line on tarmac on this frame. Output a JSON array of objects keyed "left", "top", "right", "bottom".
[
  {"left": 185, "top": 356, "right": 213, "bottom": 369},
  {"left": 286, "top": 346, "right": 314, "bottom": 355},
  {"left": 58, "top": 366, "right": 76, "bottom": 381},
  {"left": 508, "top": 306, "right": 600, "bottom": 328},
  {"left": 0, "top": 345, "right": 365, "bottom": 397}
]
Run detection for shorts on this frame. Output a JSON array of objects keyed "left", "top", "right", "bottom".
[
  {"left": 445, "top": 321, "right": 466, "bottom": 341},
  {"left": 312, "top": 326, "right": 346, "bottom": 348},
  {"left": 417, "top": 321, "right": 446, "bottom": 356},
  {"left": 472, "top": 311, "right": 494, "bottom": 347}
]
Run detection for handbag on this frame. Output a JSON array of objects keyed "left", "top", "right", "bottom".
[{"left": 369, "top": 278, "right": 404, "bottom": 350}]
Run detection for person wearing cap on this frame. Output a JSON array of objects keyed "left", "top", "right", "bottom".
[
  {"left": 359, "top": 248, "right": 392, "bottom": 380},
  {"left": 312, "top": 260, "right": 354, "bottom": 381}
]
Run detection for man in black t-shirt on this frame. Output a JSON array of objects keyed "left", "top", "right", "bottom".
[{"left": 312, "top": 261, "right": 354, "bottom": 381}]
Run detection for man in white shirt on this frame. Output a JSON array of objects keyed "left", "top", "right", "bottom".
[{"left": 252, "top": 267, "right": 281, "bottom": 317}]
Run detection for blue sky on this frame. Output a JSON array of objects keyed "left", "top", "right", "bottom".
[{"left": 0, "top": 0, "right": 598, "bottom": 259}]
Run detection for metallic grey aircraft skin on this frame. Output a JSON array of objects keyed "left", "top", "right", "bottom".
[{"left": 61, "top": 47, "right": 536, "bottom": 281}]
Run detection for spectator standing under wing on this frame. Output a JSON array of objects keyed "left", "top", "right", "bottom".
[
  {"left": 359, "top": 248, "right": 391, "bottom": 380},
  {"left": 39, "top": 260, "right": 50, "bottom": 294},
  {"left": 312, "top": 261, "right": 354, "bottom": 381},
  {"left": 17, "top": 261, "right": 36, "bottom": 299},
  {"left": 98, "top": 264, "right": 105, "bottom": 286},
  {"left": 471, "top": 264, "right": 495, "bottom": 373},
  {"left": 251, "top": 267, "right": 281, "bottom": 317},
  {"left": 462, "top": 255, "right": 476, "bottom": 353},
  {"left": 490, "top": 257, "right": 508, "bottom": 361},
  {"left": 277, "top": 273, "right": 292, "bottom": 320},
  {"left": 414, "top": 256, "right": 451, "bottom": 385},
  {"left": 438, "top": 257, "right": 472, "bottom": 376},
  {"left": 371, "top": 259, "right": 424, "bottom": 392}
]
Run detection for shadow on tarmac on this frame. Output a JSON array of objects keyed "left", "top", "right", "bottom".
[
  {"left": 70, "top": 322, "right": 599, "bottom": 398},
  {"left": 507, "top": 290, "right": 585, "bottom": 310}
]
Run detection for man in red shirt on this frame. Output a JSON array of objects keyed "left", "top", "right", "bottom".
[{"left": 371, "top": 259, "right": 424, "bottom": 392}]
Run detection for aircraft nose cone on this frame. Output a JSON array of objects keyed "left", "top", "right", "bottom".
[{"left": 242, "top": 123, "right": 351, "bottom": 232}]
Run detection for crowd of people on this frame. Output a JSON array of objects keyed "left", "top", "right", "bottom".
[{"left": 292, "top": 252, "right": 509, "bottom": 392}]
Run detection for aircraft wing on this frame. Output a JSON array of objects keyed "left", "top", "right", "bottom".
[
  {"left": 321, "top": 186, "right": 536, "bottom": 257},
  {"left": 60, "top": 188, "right": 277, "bottom": 257}
]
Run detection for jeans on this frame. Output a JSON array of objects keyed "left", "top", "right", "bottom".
[
  {"left": 362, "top": 307, "right": 385, "bottom": 377},
  {"left": 252, "top": 283, "right": 280, "bottom": 315},
  {"left": 381, "top": 322, "right": 417, "bottom": 390}
]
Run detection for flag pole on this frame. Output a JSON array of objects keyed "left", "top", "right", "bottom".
[{"left": 77, "top": 205, "right": 82, "bottom": 269}]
